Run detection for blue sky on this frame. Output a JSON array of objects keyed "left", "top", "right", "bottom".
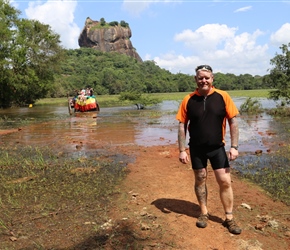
[{"left": 10, "top": 0, "right": 290, "bottom": 76}]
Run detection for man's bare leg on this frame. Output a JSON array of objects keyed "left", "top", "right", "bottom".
[
  {"left": 214, "top": 167, "right": 242, "bottom": 234},
  {"left": 194, "top": 168, "right": 209, "bottom": 228},
  {"left": 214, "top": 168, "right": 233, "bottom": 219}
]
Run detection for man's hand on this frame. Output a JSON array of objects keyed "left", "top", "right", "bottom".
[
  {"left": 179, "top": 151, "right": 189, "bottom": 164},
  {"left": 228, "top": 148, "right": 239, "bottom": 161}
]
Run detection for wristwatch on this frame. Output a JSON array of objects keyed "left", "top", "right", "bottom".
[{"left": 231, "top": 145, "right": 239, "bottom": 150}]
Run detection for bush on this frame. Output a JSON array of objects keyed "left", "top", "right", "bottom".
[
  {"left": 120, "top": 20, "right": 129, "bottom": 28},
  {"left": 240, "top": 97, "right": 263, "bottom": 114},
  {"left": 118, "top": 91, "right": 160, "bottom": 108},
  {"left": 267, "top": 102, "right": 290, "bottom": 117},
  {"left": 109, "top": 21, "right": 118, "bottom": 26},
  {"left": 119, "top": 91, "right": 141, "bottom": 101},
  {"left": 100, "top": 18, "right": 106, "bottom": 26}
]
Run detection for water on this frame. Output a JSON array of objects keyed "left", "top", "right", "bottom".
[{"left": 0, "top": 99, "right": 289, "bottom": 167}]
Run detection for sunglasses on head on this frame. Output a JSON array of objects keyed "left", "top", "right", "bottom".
[{"left": 195, "top": 65, "right": 213, "bottom": 72}]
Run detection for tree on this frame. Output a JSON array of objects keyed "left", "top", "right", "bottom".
[
  {"left": 109, "top": 21, "right": 118, "bottom": 26},
  {"left": 174, "top": 73, "right": 193, "bottom": 92},
  {"left": 214, "top": 73, "right": 237, "bottom": 90},
  {"left": 120, "top": 20, "right": 129, "bottom": 28},
  {"left": 0, "top": 0, "right": 64, "bottom": 107},
  {"left": 237, "top": 74, "right": 256, "bottom": 90},
  {"left": 100, "top": 17, "right": 106, "bottom": 26},
  {"left": 55, "top": 47, "right": 272, "bottom": 97},
  {"left": 0, "top": 0, "right": 19, "bottom": 107},
  {"left": 267, "top": 43, "right": 290, "bottom": 104}
]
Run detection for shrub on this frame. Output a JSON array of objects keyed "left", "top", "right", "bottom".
[
  {"left": 120, "top": 20, "right": 129, "bottom": 28},
  {"left": 100, "top": 18, "right": 106, "bottom": 26},
  {"left": 119, "top": 91, "right": 141, "bottom": 101},
  {"left": 109, "top": 21, "right": 118, "bottom": 26},
  {"left": 267, "top": 102, "right": 290, "bottom": 117},
  {"left": 240, "top": 97, "right": 263, "bottom": 114}
]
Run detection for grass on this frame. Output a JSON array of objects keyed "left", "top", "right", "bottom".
[
  {"left": 0, "top": 145, "right": 142, "bottom": 249},
  {"left": 145, "top": 89, "right": 272, "bottom": 100},
  {"left": 235, "top": 146, "right": 290, "bottom": 205},
  {"left": 227, "top": 89, "right": 272, "bottom": 98},
  {"left": 0, "top": 145, "right": 169, "bottom": 249},
  {"left": 36, "top": 89, "right": 273, "bottom": 107}
]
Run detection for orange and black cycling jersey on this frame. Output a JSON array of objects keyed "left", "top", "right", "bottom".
[{"left": 176, "top": 87, "right": 239, "bottom": 147}]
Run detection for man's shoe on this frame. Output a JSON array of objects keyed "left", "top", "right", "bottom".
[
  {"left": 196, "top": 213, "right": 209, "bottom": 228},
  {"left": 223, "top": 219, "right": 242, "bottom": 234}
]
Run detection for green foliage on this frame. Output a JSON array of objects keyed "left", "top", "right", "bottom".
[
  {"left": 214, "top": 73, "right": 236, "bottom": 90},
  {"left": 118, "top": 91, "right": 160, "bottom": 107},
  {"left": 138, "top": 95, "right": 160, "bottom": 107},
  {"left": 0, "top": 145, "right": 129, "bottom": 247},
  {"left": 55, "top": 48, "right": 272, "bottom": 99},
  {"left": 266, "top": 43, "right": 290, "bottom": 104},
  {"left": 214, "top": 73, "right": 264, "bottom": 90},
  {"left": 120, "top": 20, "right": 129, "bottom": 28},
  {"left": 91, "top": 19, "right": 129, "bottom": 30},
  {"left": 109, "top": 21, "right": 118, "bottom": 26},
  {"left": 239, "top": 97, "right": 263, "bottom": 114},
  {"left": 238, "top": 148, "right": 290, "bottom": 205},
  {"left": 228, "top": 89, "right": 271, "bottom": 98},
  {"left": 100, "top": 17, "right": 106, "bottom": 26},
  {"left": 0, "top": 0, "right": 64, "bottom": 107},
  {"left": 267, "top": 103, "right": 290, "bottom": 117},
  {"left": 56, "top": 48, "right": 191, "bottom": 96},
  {"left": 119, "top": 91, "right": 142, "bottom": 101}
]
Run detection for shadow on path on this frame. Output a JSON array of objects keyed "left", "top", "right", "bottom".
[{"left": 151, "top": 198, "right": 223, "bottom": 224}]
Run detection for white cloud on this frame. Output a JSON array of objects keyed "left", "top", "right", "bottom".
[
  {"left": 270, "top": 23, "right": 290, "bottom": 46},
  {"left": 122, "top": 0, "right": 153, "bottom": 16},
  {"left": 153, "top": 24, "right": 270, "bottom": 76},
  {"left": 122, "top": 0, "right": 179, "bottom": 16},
  {"left": 174, "top": 24, "right": 237, "bottom": 51},
  {"left": 9, "top": 0, "right": 18, "bottom": 8},
  {"left": 144, "top": 54, "right": 152, "bottom": 61},
  {"left": 153, "top": 53, "right": 199, "bottom": 74},
  {"left": 234, "top": 6, "right": 252, "bottom": 13},
  {"left": 25, "top": 0, "right": 80, "bottom": 49}
]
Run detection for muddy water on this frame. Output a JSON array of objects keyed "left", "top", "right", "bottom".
[{"left": 0, "top": 99, "right": 289, "bottom": 167}]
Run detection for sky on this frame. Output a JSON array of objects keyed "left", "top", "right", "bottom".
[{"left": 10, "top": 0, "right": 290, "bottom": 76}]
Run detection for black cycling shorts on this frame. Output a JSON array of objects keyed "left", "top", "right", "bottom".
[{"left": 189, "top": 146, "right": 230, "bottom": 170}]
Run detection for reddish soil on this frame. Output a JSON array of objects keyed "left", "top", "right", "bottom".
[
  {"left": 0, "top": 129, "right": 19, "bottom": 135},
  {"left": 112, "top": 144, "right": 290, "bottom": 250},
  {"left": 1, "top": 125, "right": 289, "bottom": 249}
]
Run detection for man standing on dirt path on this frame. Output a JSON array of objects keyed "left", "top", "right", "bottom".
[{"left": 176, "top": 65, "right": 242, "bottom": 235}]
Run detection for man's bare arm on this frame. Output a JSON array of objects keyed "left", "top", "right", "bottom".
[
  {"left": 228, "top": 116, "right": 239, "bottom": 147},
  {"left": 228, "top": 116, "right": 239, "bottom": 160},
  {"left": 178, "top": 122, "right": 187, "bottom": 152},
  {"left": 178, "top": 122, "right": 189, "bottom": 163}
]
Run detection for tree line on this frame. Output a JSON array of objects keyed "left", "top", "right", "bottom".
[
  {"left": 0, "top": 0, "right": 290, "bottom": 108},
  {"left": 54, "top": 48, "right": 271, "bottom": 98}
]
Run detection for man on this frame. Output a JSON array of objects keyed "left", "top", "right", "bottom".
[{"left": 176, "top": 65, "right": 241, "bottom": 235}]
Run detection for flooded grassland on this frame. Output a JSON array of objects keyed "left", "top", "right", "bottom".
[{"left": 0, "top": 99, "right": 289, "bottom": 249}]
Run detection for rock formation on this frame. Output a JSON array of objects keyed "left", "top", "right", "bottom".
[{"left": 78, "top": 18, "right": 142, "bottom": 62}]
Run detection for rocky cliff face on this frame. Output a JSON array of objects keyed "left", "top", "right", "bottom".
[{"left": 78, "top": 18, "right": 142, "bottom": 62}]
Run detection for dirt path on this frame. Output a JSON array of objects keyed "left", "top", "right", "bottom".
[
  {"left": 112, "top": 144, "right": 290, "bottom": 250},
  {"left": 0, "top": 123, "right": 289, "bottom": 249}
]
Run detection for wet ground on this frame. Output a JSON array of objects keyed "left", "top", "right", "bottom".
[
  {"left": 1, "top": 98, "right": 290, "bottom": 250},
  {"left": 0, "top": 99, "right": 289, "bottom": 171}
]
